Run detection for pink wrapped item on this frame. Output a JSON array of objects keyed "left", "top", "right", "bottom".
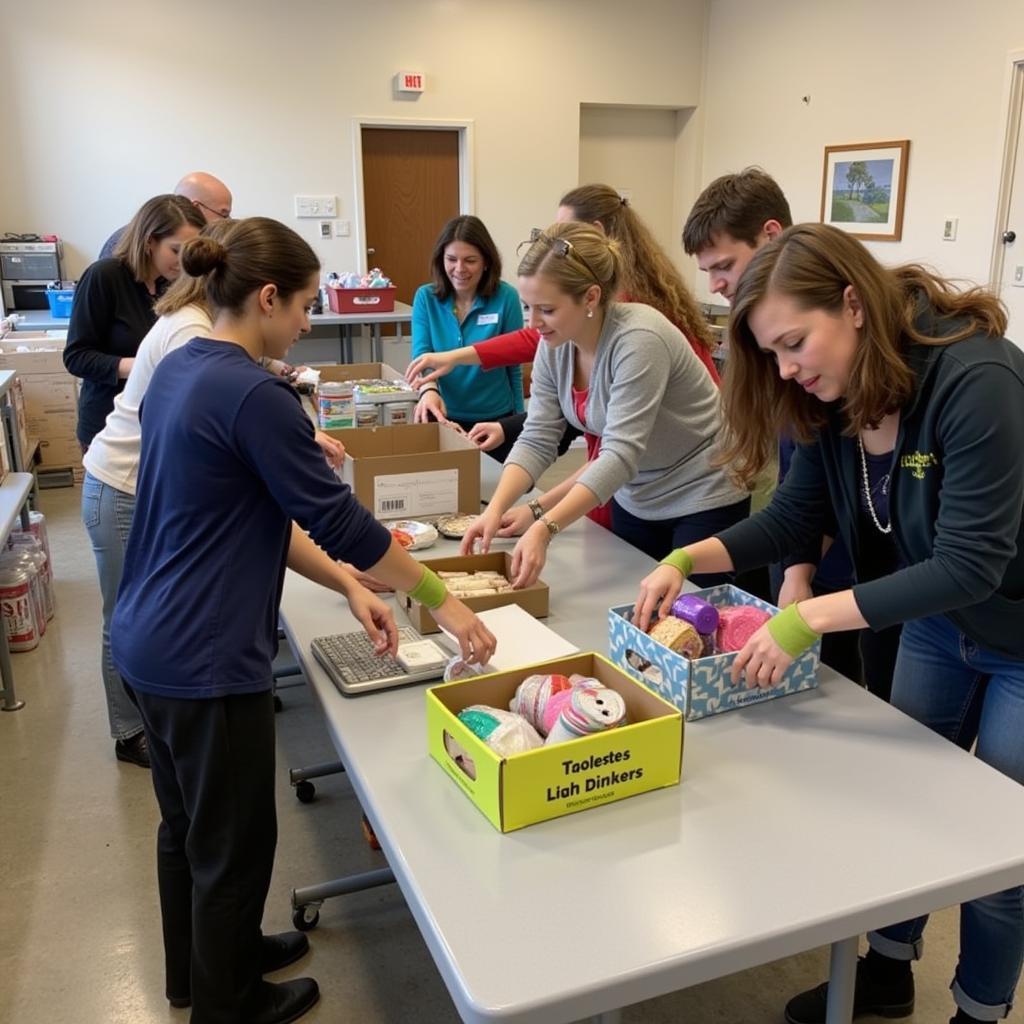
[{"left": 715, "top": 605, "right": 771, "bottom": 653}]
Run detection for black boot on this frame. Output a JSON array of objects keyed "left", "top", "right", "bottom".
[
  {"left": 246, "top": 978, "right": 320, "bottom": 1024},
  {"left": 114, "top": 730, "right": 150, "bottom": 768},
  {"left": 784, "top": 951, "right": 914, "bottom": 1023},
  {"left": 950, "top": 1011, "right": 986, "bottom": 1024}
]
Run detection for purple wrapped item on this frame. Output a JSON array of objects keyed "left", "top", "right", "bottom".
[{"left": 671, "top": 593, "right": 719, "bottom": 635}]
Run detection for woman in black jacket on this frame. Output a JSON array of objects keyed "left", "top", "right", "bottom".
[
  {"left": 64, "top": 193, "right": 205, "bottom": 452},
  {"left": 635, "top": 224, "right": 1024, "bottom": 1024}
]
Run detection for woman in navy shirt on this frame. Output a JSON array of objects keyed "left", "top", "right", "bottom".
[
  {"left": 412, "top": 215, "right": 523, "bottom": 460},
  {"left": 111, "top": 217, "right": 495, "bottom": 1024}
]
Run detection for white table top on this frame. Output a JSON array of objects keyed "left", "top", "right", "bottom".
[
  {"left": 0, "top": 473, "right": 33, "bottom": 539},
  {"left": 280, "top": 463, "right": 1024, "bottom": 1023},
  {"left": 311, "top": 301, "right": 413, "bottom": 327}
]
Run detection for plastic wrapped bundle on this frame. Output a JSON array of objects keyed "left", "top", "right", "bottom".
[
  {"left": 457, "top": 705, "right": 544, "bottom": 757},
  {"left": 716, "top": 605, "right": 772, "bottom": 653}
]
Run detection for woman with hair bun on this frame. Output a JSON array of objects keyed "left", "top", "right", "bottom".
[
  {"left": 461, "top": 221, "right": 746, "bottom": 589},
  {"left": 110, "top": 217, "right": 495, "bottom": 1024}
]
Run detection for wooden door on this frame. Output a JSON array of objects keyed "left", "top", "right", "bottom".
[{"left": 361, "top": 128, "right": 461, "bottom": 305}]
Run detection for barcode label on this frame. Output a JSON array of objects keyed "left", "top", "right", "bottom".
[
  {"left": 374, "top": 469, "right": 459, "bottom": 518},
  {"left": 380, "top": 497, "right": 407, "bottom": 514}
]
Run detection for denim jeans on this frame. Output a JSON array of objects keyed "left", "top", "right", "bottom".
[
  {"left": 867, "top": 613, "right": 1024, "bottom": 1020},
  {"left": 82, "top": 471, "right": 143, "bottom": 741}
]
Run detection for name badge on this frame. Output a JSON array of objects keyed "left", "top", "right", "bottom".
[{"left": 476, "top": 313, "right": 499, "bottom": 325}]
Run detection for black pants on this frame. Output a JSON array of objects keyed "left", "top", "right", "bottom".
[
  {"left": 610, "top": 496, "right": 752, "bottom": 587},
  {"left": 128, "top": 685, "right": 277, "bottom": 1024}
]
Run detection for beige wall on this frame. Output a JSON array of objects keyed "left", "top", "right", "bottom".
[
  {"left": 697, "top": 0, "right": 1024, "bottom": 303},
  {"left": 0, "top": 0, "right": 708, "bottom": 281}
]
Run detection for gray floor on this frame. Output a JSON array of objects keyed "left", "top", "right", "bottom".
[{"left": 0, "top": 482, "right": 1013, "bottom": 1024}]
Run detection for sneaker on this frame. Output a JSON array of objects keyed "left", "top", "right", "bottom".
[
  {"left": 784, "top": 956, "right": 914, "bottom": 1023},
  {"left": 114, "top": 731, "right": 150, "bottom": 768}
]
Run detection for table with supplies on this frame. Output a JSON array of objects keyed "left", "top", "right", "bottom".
[
  {"left": 279, "top": 455, "right": 1024, "bottom": 1024},
  {"left": 309, "top": 302, "right": 413, "bottom": 364}
]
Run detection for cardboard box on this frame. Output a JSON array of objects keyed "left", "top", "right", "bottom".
[
  {"left": 426, "top": 652, "right": 683, "bottom": 832},
  {"left": 608, "top": 584, "right": 820, "bottom": 721},
  {"left": 8, "top": 377, "right": 29, "bottom": 466},
  {"left": 0, "top": 414, "right": 10, "bottom": 483},
  {"left": 317, "top": 362, "right": 405, "bottom": 385},
  {"left": 329, "top": 422, "right": 480, "bottom": 520},
  {"left": 398, "top": 552, "right": 549, "bottom": 634}
]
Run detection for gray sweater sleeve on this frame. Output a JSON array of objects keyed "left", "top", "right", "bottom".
[
  {"left": 504, "top": 342, "right": 569, "bottom": 486},
  {"left": 576, "top": 329, "right": 673, "bottom": 504}
]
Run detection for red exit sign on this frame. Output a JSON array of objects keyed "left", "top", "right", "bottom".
[{"left": 395, "top": 71, "right": 425, "bottom": 93}]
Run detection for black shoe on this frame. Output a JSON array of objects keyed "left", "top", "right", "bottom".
[
  {"left": 114, "top": 731, "right": 150, "bottom": 768},
  {"left": 784, "top": 956, "right": 914, "bottom": 1023},
  {"left": 167, "top": 933, "right": 311, "bottom": 1008},
  {"left": 247, "top": 978, "right": 320, "bottom": 1024},
  {"left": 260, "top": 931, "right": 310, "bottom": 974}
]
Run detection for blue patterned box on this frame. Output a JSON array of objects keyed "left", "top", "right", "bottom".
[{"left": 608, "top": 584, "right": 820, "bottom": 721}]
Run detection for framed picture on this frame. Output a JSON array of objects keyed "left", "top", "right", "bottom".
[{"left": 820, "top": 140, "right": 910, "bottom": 241}]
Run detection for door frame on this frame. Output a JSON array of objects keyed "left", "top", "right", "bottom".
[
  {"left": 988, "top": 50, "right": 1024, "bottom": 291},
  {"left": 352, "top": 117, "right": 474, "bottom": 275}
]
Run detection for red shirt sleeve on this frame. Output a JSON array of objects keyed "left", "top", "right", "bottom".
[{"left": 473, "top": 328, "right": 540, "bottom": 369}]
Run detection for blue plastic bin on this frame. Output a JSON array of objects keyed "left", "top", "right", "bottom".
[{"left": 45, "top": 289, "right": 75, "bottom": 319}]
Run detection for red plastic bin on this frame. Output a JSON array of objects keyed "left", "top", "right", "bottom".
[{"left": 327, "top": 285, "right": 396, "bottom": 314}]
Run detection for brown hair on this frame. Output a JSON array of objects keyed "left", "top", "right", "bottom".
[
  {"left": 722, "top": 223, "right": 1008, "bottom": 487},
  {"left": 682, "top": 168, "right": 793, "bottom": 255},
  {"left": 560, "top": 183, "right": 715, "bottom": 350},
  {"left": 153, "top": 219, "right": 235, "bottom": 318},
  {"left": 429, "top": 215, "right": 503, "bottom": 301},
  {"left": 516, "top": 221, "right": 621, "bottom": 306},
  {"left": 113, "top": 194, "right": 206, "bottom": 281},
  {"left": 180, "top": 216, "right": 320, "bottom": 316}
]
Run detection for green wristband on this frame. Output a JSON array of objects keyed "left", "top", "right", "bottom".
[
  {"left": 409, "top": 566, "right": 448, "bottom": 610},
  {"left": 766, "top": 602, "right": 821, "bottom": 658},
  {"left": 659, "top": 548, "right": 694, "bottom": 578}
]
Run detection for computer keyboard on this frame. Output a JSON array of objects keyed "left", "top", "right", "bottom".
[{"left": 311, "top": 627, "right": 448, "bottom": 695}]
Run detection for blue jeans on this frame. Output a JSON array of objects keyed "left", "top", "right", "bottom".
[
  {"left": 82, "top": 472, "right": 143, "bottom": 741},
  {"left": 868, "top": 613, "right": 1024, "bottom": 1020}
]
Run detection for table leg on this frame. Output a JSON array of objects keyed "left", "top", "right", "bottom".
[
  {"left": 371, "top": 324, "right": 383, "bottom": 363},
  {"left": 825, "top": 935, "right": 858, "bottom": 1023},
  {"left": 0, "top": 630, "right": 24, "bottom": 711}
]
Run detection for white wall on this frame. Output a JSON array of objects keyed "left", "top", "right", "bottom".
[
  {"left": 0, "top": 0, "right": 708, "bottom": 281},
  {"left": 698, "top": 0, "right": 1024, "bottom": 302}
]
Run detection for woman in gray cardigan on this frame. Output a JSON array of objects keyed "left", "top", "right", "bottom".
[{"left": 461, "top": 221, "right": 747, "bottom": 588}]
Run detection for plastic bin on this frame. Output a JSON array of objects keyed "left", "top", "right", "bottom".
[
  {"left": 45, "top": 290, "right": 74, "bottom": 319},
  {"left": 326, "top": 285, "right": 396, "bottom": 314}
]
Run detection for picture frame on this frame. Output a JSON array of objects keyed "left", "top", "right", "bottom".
[{"left": 820, "top": 140, "right": 910, "bottom": 241}]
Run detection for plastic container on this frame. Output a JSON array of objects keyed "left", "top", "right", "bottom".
[
  {"left": 327, "top": 285, "right": 397, "bottom": 314},
  {"left": 0, "top": 565, "right": 40, "bottom": 651},
  {"left": 8, "top": 535, "right": 54, "bottom": 621},
  {"left": 383, "top": 401, "right": 416, "bottom": 426},
  {"left": 317, "top": 382, "right": 355, "bottom": 430},
  {"left": 45, "top": 289, "right": 75, "bottom": 319},
  {"left": 355, "top": 403, "right": 381, "bottom": 428},
  {"left": 13, "top": 511, "right": 52, "bottom": 570}
]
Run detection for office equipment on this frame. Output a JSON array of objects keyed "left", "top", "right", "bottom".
[
  {"left": 311, "top": 625, "right": 448, "bottom": 695},
  {"left": 0, "top": 241, "right": 63, "bottom": 311}
]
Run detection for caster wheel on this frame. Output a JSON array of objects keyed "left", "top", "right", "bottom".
[
  {"left": 295, "top": 780, "right": 316, "bottom": 803},
  {"left": 293, "top": 905, "right": 320, "bottom": 931},
  {"left": 273, "top": 694, "right": 283, "bottom": 712}
]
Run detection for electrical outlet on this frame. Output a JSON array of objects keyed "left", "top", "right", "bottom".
[
  {"left": 319, "top": 221, "right": 332, "bottom": 239},
  {"left": 336, "top": 220, "right": 351, "bottom": 237},
  {"left": 942, "top": 217, "right": 958, "bottom": 241},
  {"left": 1013, "top": 265, "right": 1024, "bottom": 287}
]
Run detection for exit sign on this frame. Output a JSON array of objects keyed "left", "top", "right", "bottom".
[{"left": 395, "top": 71, "right": 425, "bottom": 93}]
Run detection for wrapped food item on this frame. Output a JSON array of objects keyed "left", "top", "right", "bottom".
[
  {"left": 509, "top": 673, "right": 575, "bottom": 735},
  {"left": 544, "top": 685, "right": 627, "bottom": 746},
  {"left": 648, "top": 616, "right": 704, "bottom": 660},
  {"left": 716, "top": 605, "right": 772, "bottom": 653},
  {"left": 457, "top": 705, "right": 543, "bottom": 757},
  {"left": 436, "top": 513, "right": 478, "bottom": 539},
  {"left": 387, "top": 520, "right": 438, "bottom": 551}
]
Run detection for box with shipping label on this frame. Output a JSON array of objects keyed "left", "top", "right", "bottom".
[
  {"left": 426, "top": 652, "right": 683, "bottom": 832},
  {"left": 399, "top": 552, "right": 548, "bottom": 634},
  {"left": 329, "top": 422, "right": 480, "bottom": 520},
  {"left": 608, "top": 584, "right": 820, "bottom": 721},
  {"left": 326, "top": 285, "right": 397, "bottom": 314}
]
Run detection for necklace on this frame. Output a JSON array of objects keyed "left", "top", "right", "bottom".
[{"left": 858, "top": 435, "right": 892, "bottom": 535}]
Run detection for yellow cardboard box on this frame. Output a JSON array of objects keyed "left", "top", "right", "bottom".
[
  {"left": 398, "top": 552, "right": 548, "bottom": 634},
  {"left": 426, "top": 652, "right": 683, "bottom": 832}
]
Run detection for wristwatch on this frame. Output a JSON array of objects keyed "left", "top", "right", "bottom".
[
  {"left": 539, "top": 515, "right": 561, "bottom": 539},
  {"left": 528, "top": 497, "right": 544, "bottom": 521}
]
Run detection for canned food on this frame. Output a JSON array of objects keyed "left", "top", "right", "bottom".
[
  {"left": 383, "top": 401, "right": 416, "bottom": 426},
  {"left": 355, "top": 403, "right": 380, "bottom": 427},
  {"left": 318, "top": 382, "right": 355, "bottom": 429},
  {"left": 0, "top": 566, "right": 39, "bottom": 651}
]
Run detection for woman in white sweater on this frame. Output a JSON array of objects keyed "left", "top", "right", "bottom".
[{"left": 82, "top": 223, "right": 346, "bottom": 768}]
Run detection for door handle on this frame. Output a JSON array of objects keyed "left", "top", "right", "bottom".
[
  {"left": 367, "top": 247, "right": 376, "bottom": 256},
  {"left": 1002, "top": 230, "right": 1016, "bottom": 244}
]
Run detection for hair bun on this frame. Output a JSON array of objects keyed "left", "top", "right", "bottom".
[{"left": 181, "top": 236, "right": 227, "bottom": 277}]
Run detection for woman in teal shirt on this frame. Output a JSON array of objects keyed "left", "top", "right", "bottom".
[{"left": 412, "top": 215, "right": 523, "bottom": 460}]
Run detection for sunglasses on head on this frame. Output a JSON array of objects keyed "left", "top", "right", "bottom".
[{"left": 519, "top": 228, "right": 602, "bottom": 284}]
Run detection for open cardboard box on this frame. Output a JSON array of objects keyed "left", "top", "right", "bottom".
[
  {"left": 608, "top": 584, "right": 820, "bottom": 721},
  {"left": 399, "top": 552, "right": 548, "bottom": 634},
  {"left": 327, "top": 422, "right": 481, "bottom": 520},
  {"left": 426, "top": 652, "right": 683, "bottom": 832}
]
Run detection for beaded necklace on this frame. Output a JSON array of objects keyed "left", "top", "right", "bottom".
[{"left": 858, "top": 435, "right": 892, "bottom": 535}]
